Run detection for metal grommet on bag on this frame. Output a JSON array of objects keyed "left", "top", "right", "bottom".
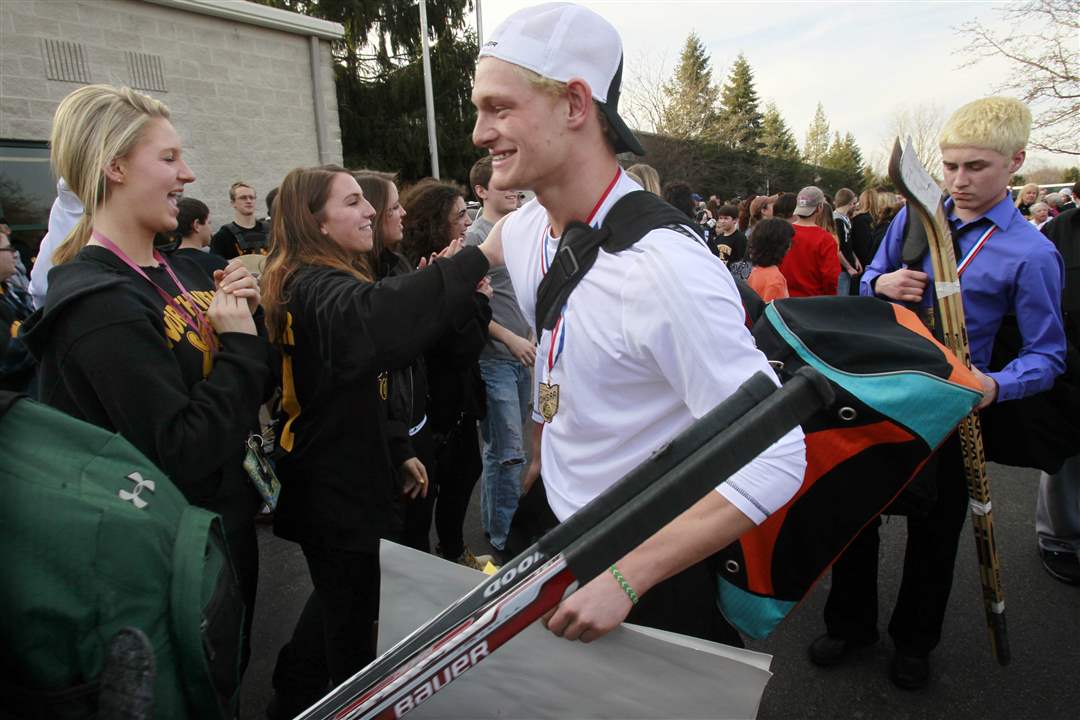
[
  {"left": 724, "top": 559, "right": 741, "bottom": 574},
  {"left": 838, "top": 406, "right": 857, "bottom": 421}
]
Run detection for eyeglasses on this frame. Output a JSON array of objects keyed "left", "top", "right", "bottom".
[{"left": 0, "top": 247, "right": 17, "bottom": 254}]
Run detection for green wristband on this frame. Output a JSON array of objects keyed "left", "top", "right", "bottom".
[{"left": 609, "top": 564, "right": 639, "bottom": 605}]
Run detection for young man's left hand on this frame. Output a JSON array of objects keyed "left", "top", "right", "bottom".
[{"left": 541, "top": 569, "right": 633, "bottom": 643}]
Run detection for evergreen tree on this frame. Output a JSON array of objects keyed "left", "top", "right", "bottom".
[
  {"left": 822, "top": 131, "right": 865, "bottom": 189},
  {"left": 251, "top": 0, "right": 479, "bottom": 183},
  {"left": 716, "top": 53, "right": 763, "bottom": 152},
  {"left": 658, "top": 32, "right": 721, "bottom": 140},
  {"left": 803, "top": 102, "right": 830, "bottom": 166},
  {"left": 760, "top": 102, "right": 800, "bottom": 161}
]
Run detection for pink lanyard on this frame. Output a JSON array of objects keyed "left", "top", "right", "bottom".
[{"left": 92, "top": 230, "right": 218, "bottom": 354}]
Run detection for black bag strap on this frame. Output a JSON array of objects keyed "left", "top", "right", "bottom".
[{"left": 534, "top": 191, "right": 701, "bottom": 335}]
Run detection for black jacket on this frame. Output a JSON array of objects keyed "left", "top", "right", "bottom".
[
  {"left": 272, "top": 247, "right": 489, "bottom": 552},
  {"left": 21, "top": 246, "right": 272, "bottom": 534},
  {"left": 0, "top": 281, "right": 35, "bottom": 392},
  {"left": 849, "top": 212, "right": 876, "bottom": 268},
  {"left": 1042, "top": 207, "right": 1079, "bottom": 330}
]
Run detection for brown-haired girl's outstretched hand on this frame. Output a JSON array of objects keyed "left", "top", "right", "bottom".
[
  {"left": 208, "top": 288, "right": 257, "bottom": 336},
  {"left": 416, "top": 238, "right": 466, "bottom": 270},
  {"left": 214, "top": 259, "right": 261, "bottom": 314}
]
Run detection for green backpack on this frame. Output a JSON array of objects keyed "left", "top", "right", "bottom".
[{"left": 0, "top": 392, "right": 244, "bottom": 719}]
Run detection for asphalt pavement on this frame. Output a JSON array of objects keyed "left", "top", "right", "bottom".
[{"left": 240, "top": 461, "right": 1079, "bottom": 720}]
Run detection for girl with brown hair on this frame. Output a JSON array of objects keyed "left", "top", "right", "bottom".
[{"left": 261, "top": 165, "right": 495, "bottom": 717}]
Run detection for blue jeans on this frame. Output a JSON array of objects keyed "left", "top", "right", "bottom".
[{"left": 478, "top": 357, "right": 532, "bottom": 550}]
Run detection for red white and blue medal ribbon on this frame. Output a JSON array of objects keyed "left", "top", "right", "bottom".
[
  {"left": 956, "top": 225, "right": 996, "bottom": 277},
  {"left": 934, "top": 224, "right": 995, "bottom": 300},
  {"left": 536, "top": 168, "right": 622, "bottom": 421}
]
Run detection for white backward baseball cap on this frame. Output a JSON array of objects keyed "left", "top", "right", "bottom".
[{"left": 478, "top": 2, "right": 645, "bottom": 156}]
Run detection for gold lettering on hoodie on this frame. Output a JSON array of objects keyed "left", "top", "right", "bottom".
[{"left": 161, "top": 290, "right": 217, "bottom": 377}]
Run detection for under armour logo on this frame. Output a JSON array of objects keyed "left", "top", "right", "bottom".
[{"left": 118, "top": 472, "right": 155, "bottom": 509}]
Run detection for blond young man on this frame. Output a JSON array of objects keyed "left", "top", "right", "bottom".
[
  {"left": 472, "top": 3, "right": 806, "bottom": 644},
  {"left": 811, "top": 97, "right": 1066, "bottom": 689}
]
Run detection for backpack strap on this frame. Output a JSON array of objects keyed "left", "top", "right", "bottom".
[{"left": 534, "top": 191, "right": 703, "bottom": 335}]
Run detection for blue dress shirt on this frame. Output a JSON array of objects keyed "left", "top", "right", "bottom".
[{"left": 861, "top": 193, "right": 1065, "bottom": 402}]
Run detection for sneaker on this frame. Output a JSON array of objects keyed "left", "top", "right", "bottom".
[
  {"left": 455, "top": 546, "right": 496, "bottom": 571},
  {"left": 807, "top": 633, "right": 876, "bottom": 667},
  {"left": 890, "top": 651, "right": 930, "bottom": 690},
  {"left": 1040, "top": 549, "right": 1080, "bottom": 585}
]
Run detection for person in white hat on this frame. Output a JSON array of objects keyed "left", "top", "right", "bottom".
[{"left": 471, "top": 2, "right": 806, "bottom": 644}]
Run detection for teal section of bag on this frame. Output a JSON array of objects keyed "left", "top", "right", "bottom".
[
  {"left": 716, "top": 576, "right": 796, "bottom": 639},
  {"left": 764, "top": 303, "right": 980, "bottom": 448}
]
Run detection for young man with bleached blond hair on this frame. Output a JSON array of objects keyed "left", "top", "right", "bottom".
[
  {"left": 810, "top": 96, "right": 1066, "bottom": 689},
  {"left": 470, "top": 2, "right": 806, "bottom": 645}
]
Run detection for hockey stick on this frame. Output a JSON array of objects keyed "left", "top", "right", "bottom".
[
  {"left": 299, "top": 367, "right": 834, "bottom": 719},
  {"left": 298, "top": 369, "right": 776, "bottom": 712},
  {"left": 889, "top": 137, "right": 1010, "bottom": 665}
]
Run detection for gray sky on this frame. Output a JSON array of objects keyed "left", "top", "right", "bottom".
[{"left": 473, "top": 1, "right": 1071, "bottom": 172}]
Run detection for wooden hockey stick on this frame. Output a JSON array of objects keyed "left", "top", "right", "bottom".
[{"left": 889, "top": 137, "right": 1010, "bottom": 665}]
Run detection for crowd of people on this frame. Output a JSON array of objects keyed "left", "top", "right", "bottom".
[{"left": 2, "top": 2, "right": 1077, "bottom": 717}]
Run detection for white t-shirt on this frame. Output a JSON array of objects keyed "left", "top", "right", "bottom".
[{"left": 503, "top": 170, "right": 806, "bottom": 524}]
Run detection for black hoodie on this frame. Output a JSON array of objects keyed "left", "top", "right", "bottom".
[
  {"left": 21, "top": 245, "right": 273, "bottom": 535},
  {"left": 272, "top": 246, "right": 489, "bottom": 552}
]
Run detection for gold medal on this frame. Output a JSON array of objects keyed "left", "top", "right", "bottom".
[{"left": 538, "top": 381, "right": 560, "bottom": 423}]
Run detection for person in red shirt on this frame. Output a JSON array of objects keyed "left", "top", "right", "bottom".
[{"left": 778, "top": 186, "right": 841, "bottom": 297}]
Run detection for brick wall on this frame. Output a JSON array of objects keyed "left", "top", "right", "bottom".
[{"left": 1, "top": 0, "right": 343, "bottom": 225}]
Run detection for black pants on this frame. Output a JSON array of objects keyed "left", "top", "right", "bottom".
[
  {"left": 629, "top": 556, "right": 744, "bottom": 647},
  {"left": 226, "top": 519, "right": 259, "bottom": 675},
  {"left": 270, "top": 545, "right": 380, "bottom": 716},
  {"left": 433, "top": 421, "right": 482, "bottom": 559},
  {"left": 824, "top": 433, "right": 968, "bottom": 656},
  {"left": 400, "top": 425, "right": 437, "bottom": 553},
  {"left": 524, "top": 478, "right": 743, "bottom": 648}
]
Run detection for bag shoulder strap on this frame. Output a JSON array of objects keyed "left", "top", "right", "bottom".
[
  {"left": 534, "top": 191, "right": 703, "bottom": 334},
  {"left": 601, "top": 190, "right": 704, "bottom": 251}
]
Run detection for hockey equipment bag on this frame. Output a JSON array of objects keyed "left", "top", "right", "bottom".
[{"left": 714, "top": 297, "right": 983, "bottom": 638}]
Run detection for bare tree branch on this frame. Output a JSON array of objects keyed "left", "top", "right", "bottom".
[{"left": 956, "top": 0, "right": 1079, "bottom": 156}]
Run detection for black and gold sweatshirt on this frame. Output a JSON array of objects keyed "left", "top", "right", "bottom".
[
  {"left": 21, "top": 245, "right": 273, "bottom": 536},
  {"left": 272, "top": 246, "right": 489, "bottom": 552}
]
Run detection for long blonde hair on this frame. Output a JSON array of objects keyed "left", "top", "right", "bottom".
[
  {"left": 261, "top": 165, "right": 374, "bottom": 345},
  {"left": 626, "top": 163, "right": 661, "bottom": 194},
  {"left": 49, "top": 84, "right": 170, "bottom": 266},
  {"left": 1015, "top": 182, "right": 1038, "bottom": 209}
]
